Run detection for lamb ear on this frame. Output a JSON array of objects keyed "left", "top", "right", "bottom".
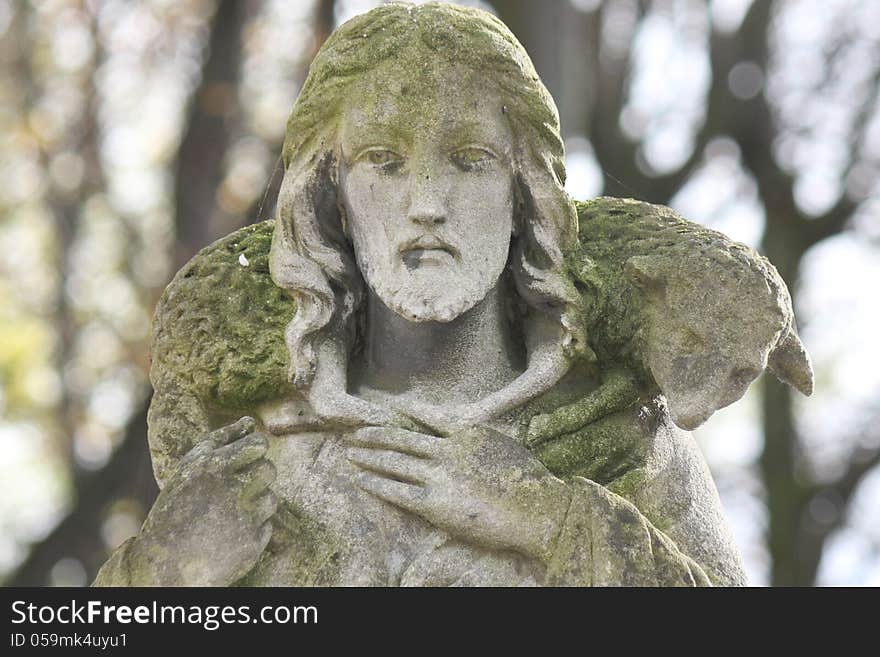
[
  {"left": 624, "top": 255, "right": 667, "bottom": 290},
  {"left": 767, "top": 327, "right": 814, "bottom": 396}
]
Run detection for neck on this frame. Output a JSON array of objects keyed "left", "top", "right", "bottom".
[{"left": 351, "top": 281, "right": 525, "bottom": 405}]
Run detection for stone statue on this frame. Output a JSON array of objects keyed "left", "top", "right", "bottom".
[{"left": 94, "top": 2, "right": 813, "bottom": 587}]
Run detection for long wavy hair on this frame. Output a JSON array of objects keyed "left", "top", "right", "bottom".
[{"left": 270, "top": 2, "right": 586, "bottom": 391}]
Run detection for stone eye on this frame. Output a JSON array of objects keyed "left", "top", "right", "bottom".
[
  {"left": 452, "top": 146, "right": 495, "bottom": 169},
  {"left": 364, "top": 149, "right": 402, "bottom": 168}
]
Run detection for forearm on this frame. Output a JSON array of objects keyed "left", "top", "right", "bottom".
[
  {"left": 532, "top": 399, "right": 747, "bottom": 586},
  {"left": 608, "top": 423, "right": 749, "bottom": 587},
  {"left": 545, "top": 477, "right": 712, "bottom": 587}
]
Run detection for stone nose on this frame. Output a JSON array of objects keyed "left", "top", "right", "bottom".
[{"left": 406, "top": 173, "right": 447, "bottom": 227}]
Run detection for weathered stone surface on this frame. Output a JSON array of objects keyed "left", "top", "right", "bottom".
[{"left": 95, "top": 2, "right": 811, "bottom": 587}]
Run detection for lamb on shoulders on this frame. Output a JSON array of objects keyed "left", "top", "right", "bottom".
[{"left": 527, "top": 197, "right": 813, "bottom": 446}]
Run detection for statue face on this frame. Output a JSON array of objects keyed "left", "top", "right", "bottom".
[{"left": 338, "top": 64, "right": 514, "bottom": 323}]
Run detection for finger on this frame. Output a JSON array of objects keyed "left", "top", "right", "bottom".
[
  {"left": 207, "top": 416, "right": 257, "bottom": 449},
  {"left": 346, "top": 447, "right": 432, "bottom": 484},
  {"left": 347, "top": 426, "right": 442, "bottom": 458},
  {"left": 354, "top": 471, "right": 424, "bottom": 512},
  {"left": 239, "top": 460, "right": 276, "bottom": 498},
  {"left": 180, "top": 439, "right": 214, "bottom": 466},
  {"left": 249, "top": 491, "right": 278, "bottom": 523},
  {"left": 214, "top": 433, "right": 268, "bottom": 470}
]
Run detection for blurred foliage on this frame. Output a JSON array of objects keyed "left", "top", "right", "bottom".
[
  {"left": 0, "top": 0, "right": 878, "bottom": 586},
  {"left": 0, "top": 0, "right": 323, "bottom": 585}
]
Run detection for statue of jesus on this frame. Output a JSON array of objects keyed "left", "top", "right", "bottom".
[{"left": 96, "top": 2, "right": 812, "bottom": 587}]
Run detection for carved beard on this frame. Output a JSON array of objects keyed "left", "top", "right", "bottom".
[{"left": 354, "top": 246, "right": 498, "bottom": 323}]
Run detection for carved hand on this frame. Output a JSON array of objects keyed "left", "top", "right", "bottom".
[
  {"left": 127, "top": 416, "right": 277, "bottom": 586},
  {"left": 345, "top": 426, "right": 571, "bottom": 563}
]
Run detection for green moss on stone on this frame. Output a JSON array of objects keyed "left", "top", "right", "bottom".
[
  {"left": 533, "top": 405, "right": 652, "bottom": 485},
  {"left": 151, "top": 221, "right": 294, "bottom": 411},
  {"left": 282, "top": 2, "right": 562, "bottom": 174}
]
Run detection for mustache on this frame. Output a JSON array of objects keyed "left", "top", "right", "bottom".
[{"left": 397, "top": 234, "right": 460, "bottom": 260}]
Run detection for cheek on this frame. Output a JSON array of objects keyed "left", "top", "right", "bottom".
[
  {"left": 343, "top": 172, "right": 406, "bottom": 248},
  {"left": 453, "top": 180, "right": 513, "bottom": 276},
  {"left": 451, "top": 173, "right": 513, "bottom": 239},
  {"left": 650, "top": 346, "right": 717, "bottom": 396}
]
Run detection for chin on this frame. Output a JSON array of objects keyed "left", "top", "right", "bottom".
[
  {"left": 665, "top": 392, "right": 715, "bottom": 431},
  {"left": 388, "top": 291, "right": 481, "bottom": 323},
  {"left": 368, "top": 267, "right": 492, "bottom": 323},
  {"left": 384, "top": 279, "right": 488, "bottom": 323},
  {"left": 670, "top": 410, "right": 711, "bottom": 432}
]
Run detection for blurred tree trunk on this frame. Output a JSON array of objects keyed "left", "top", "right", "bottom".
[
  {"left": 174, "top": 0, "right": 248, "bottom": 265},
  {"left": 243, "top": 0, "right": 337, "bottom": 224},
  {"left": 8, "top": 0, "right": 250, "bottom": 586}
]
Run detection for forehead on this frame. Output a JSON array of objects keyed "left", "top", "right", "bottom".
[
  {"left": 666, "top": 276, "right": 786, "bottom": 341},
  {"left": 339, "top": 60, "right": 510, "bottom": 145}
]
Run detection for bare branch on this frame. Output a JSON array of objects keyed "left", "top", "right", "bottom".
[
  {"left": 173, "top": 0, "right": 247, "bottom": 265},
  {"left": 802, "top": 197, "right": 857, "bottom": 247},
  {"left": 800, "top": 60, "right": 880, "bottom": 248},
  {"left": 829, "top": 444, "right": 880, "bottom": 505}
]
